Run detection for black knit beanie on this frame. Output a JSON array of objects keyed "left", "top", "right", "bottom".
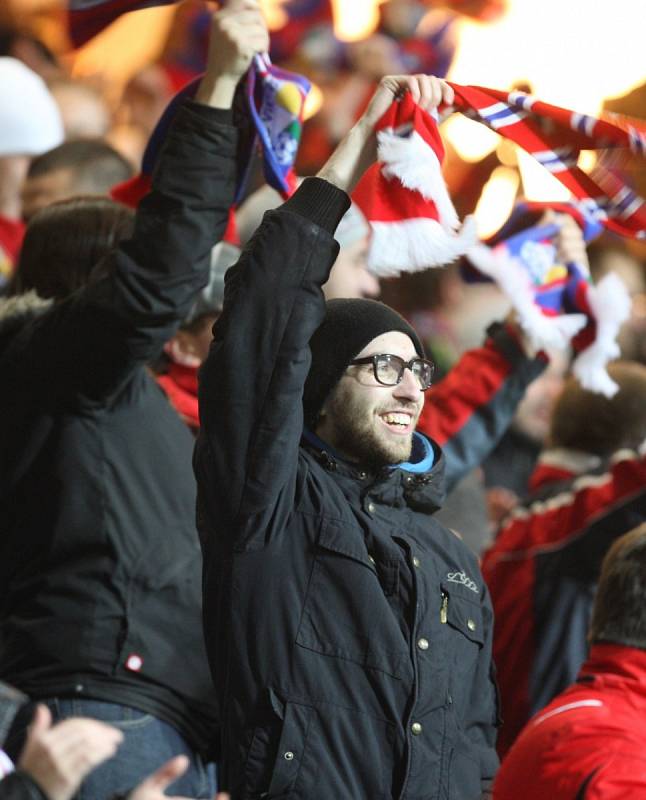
[{"left": 303, "top": 298, "right": 425, "bottom": 428}]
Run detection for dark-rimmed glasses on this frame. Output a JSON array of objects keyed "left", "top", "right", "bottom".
[{"left": 349, "top": 354, "right": 435, "bottom": 391}]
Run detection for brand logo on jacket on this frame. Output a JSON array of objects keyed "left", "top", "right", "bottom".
[{"left": 446, "top": 571, "right": 479, "bottom": 593}]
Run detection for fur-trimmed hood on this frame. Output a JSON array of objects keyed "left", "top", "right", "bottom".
[{"left": 0, "top": 291, "right": 52, "bottom": 347}]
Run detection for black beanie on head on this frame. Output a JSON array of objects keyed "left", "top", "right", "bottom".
[{"left": 303, "top": 298, "right": 425, "bottom": 428}]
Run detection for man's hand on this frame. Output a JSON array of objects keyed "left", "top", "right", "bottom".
[
  {"left": 18, "top": 704, "right": 123, "bottom": 800},
  {"left": 127, "top": 755, "right": 231, "bottom": 800},
  {"left": 318, "top": 74, "right": 453, "bottom": 193},
  {"left": 195, "top": 0, "right": 270, "bottom": 109},
  {"left": 359, "top": 73, "right": 454, "bottom": 131}
]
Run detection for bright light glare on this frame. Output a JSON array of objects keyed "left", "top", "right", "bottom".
[
  {"left": 578, "top": 151, "right": 598, "bottom": 172},
  {"left": 474, "top": 166, "right": 520, "bottom": 238},
  {"left": 331, "top": 0, "right": 383, "bottom": 42},
  {"left": 517, "top": 148, "right": 571, "bottom": 202},
  {"left": 448, "top": 0, "right": 645, "bottom": 116},
  {"left": 260, "top": 0, "right": 289, "bottom": 31},
  {"left": 442, "top": 114, "right": 500, "bottom": 162}
]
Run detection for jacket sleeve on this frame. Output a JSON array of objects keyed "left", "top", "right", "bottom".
[
  {"left": 195, "top": 178, "right": 350, "bottom": 543},
  {"left": 0, "top": 772, "right": 47, "bottom": 800},
  {"left": 418, "top": 322, "right": 546, "bottom": 492},
  {"left": 484, "top": 446, "right": 646, "bottom": 564},
  {"left": 5, "top": 101, "right": 238, "bottom": 404}
]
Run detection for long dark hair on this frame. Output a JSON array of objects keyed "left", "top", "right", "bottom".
[{"left": 9, "top": 196, "right": 134, "bottom": 300}]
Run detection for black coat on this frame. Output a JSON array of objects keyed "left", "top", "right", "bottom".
[
  {"left": 0, "top": 773, "right": 46, "bottom": 800},
  {"left": 195, "top": 178, "right": 499, "bottom": 798},
  {"left": 0, "top": 102, "right": 236, "bottom": 755}
]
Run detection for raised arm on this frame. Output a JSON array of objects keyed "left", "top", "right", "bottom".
[
  {"left": 2, "top": 2, "right": 267, "bottom": 406},
  {"left": 195, "top": 74, "right": 453, "bottom": 539},
  {"left": 419, "top": 320, "right": 545, "bottom": 491}
]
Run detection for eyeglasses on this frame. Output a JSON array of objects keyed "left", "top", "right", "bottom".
[{"left": 349, "top": 354, "right": 435, "bottom": 390}]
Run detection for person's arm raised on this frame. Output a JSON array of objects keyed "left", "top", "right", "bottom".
[
  {"left": 317, "top": 74, "right": 454, "bottom": 193},
  {"left": 195, "top": 74, "right": 453, "bottom": 539},
  {"left": 9, "top": 1, "right": 261, "bottom": 406},
  {"left": 194, "top": 0, "right": 268, "bottom": 110}
]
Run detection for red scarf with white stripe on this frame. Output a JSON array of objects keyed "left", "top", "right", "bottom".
[{"left": 446, "top": 82, "right": 646, "bottom": 240}]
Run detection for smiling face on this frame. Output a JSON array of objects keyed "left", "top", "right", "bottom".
[{"left": 315, "top": 330, "right": 425, "bottom": 468}]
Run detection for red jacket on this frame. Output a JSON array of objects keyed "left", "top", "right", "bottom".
[
  {"left": 482, "top": 445, "right": 646, "bottom": 756},
  {"left": 418, "top": 321, "right": 545, "bottom": 491},
  {"left": 493, "top": 643, "right": 646, "bottom": 799}
]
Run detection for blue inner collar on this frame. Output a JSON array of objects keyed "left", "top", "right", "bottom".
[
  {"left": 302, "top": 429, "right": 434, "bottom": 474},
  {"left": 397, "top": 432, "right": 434, "bottom": 473}
]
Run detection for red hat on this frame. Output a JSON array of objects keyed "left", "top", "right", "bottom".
[{"left": 352, "top": 91, "right": 476, "bottom": 277}]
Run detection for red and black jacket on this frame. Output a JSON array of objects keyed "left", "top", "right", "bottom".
[{"left": 482, "top": 445, "right": 646, "bottom": 756}]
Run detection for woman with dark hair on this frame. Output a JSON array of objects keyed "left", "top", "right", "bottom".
[
  {"left": 9, "top": 197, "right": 134, "bottom": 300},
  {"left": 0, "top": 2, "right": 269, "bottom": 795}
]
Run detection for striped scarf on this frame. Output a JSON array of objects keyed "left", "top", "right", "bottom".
[{"left": 447, "top": 83, "right": 646, "bottom": 240}]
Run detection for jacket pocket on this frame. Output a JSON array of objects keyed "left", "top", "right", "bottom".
[
  {"left": 244, "top": 692, "right": 315, "bottom": 799},
  {"left": 440, "top": 583, "right": 485, "bottom": 642},
  {"left": 439, "top": 582, "right": 485, "bottom": 676},
  {"left": 448, "top": 740, "right": 483, "bottom": 800},
  {"left": 245, "top": 693, "right": 396, "bottom": 799},
  {"left": 295, "top": 520, "right": 408, "bottom": 679}
]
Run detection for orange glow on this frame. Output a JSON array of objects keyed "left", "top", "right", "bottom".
[
  {"left": 303, "top": 81, "right": 323, "bottom": 120},
  {"left": 331, "top": 0, "right": 383, "bottom": 42},
  {"left": 474, "top": 166, "right": 520, "bottom": 238},
  {"left": 260, "top": 0, "right": 289, "bottom": 30},
  {"left": 449, "top": 0, "right": 645, "bottom": 115},
  {"left": 442, "top": 114, "right": 500, "bottom": 163},
  {"left": 71, "top": 4, "right": 175, "bottom": 91}
]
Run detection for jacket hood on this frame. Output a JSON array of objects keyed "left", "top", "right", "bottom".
[{"left": 302, "top": 429, "right": 447, "bottom": 513}]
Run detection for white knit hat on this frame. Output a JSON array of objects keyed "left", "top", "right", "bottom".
[{"left": 0, "top": 58, "right": 64, "bottom": 157}]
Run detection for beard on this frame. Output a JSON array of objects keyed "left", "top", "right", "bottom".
[{"left": 324, "top": 381, "right": 416, "bottom": 469}]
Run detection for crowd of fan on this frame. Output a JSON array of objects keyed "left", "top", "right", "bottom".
[{"left": 1, "top": 1, "right": 645, "bottom": 798}]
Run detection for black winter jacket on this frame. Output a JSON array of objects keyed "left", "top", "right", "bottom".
[
  {"left": 0, "top": 773, "right": 46, "bottom": 800},
  {"left": 195, "top": 178, "right": 499, "bottom": 798},
  {"left": 0, "top": 102, "right": 236, "bottom": 755}
]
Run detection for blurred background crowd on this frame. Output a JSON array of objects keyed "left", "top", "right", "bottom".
[
  {"left": 1, "top": 0, "right": 644, "bottom": 362},
  {"left": 1, "top": 0, "right": 646, "bottom": 796}
]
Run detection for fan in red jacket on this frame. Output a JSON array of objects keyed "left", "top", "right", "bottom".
[
  {"left": 482, "top": 361, "right": 646, "bottom": 756},
  {"left": 493, "top": 522, "right": 646, "bottom": 799}
]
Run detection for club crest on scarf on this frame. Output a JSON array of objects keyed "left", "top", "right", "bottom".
[
  {"left": 466, "top": 203, "right": 631, "bottom": 397},
  {"left": 246, "top": 54, "right": 310, "bottom": 198},
  {"left": 111, "top": 56, "right": 309, "bottom": 209}
]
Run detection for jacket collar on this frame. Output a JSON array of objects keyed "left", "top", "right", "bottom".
[
  {"left": 529, "top": 447, "right": 603, "bottom": 492},
  {"left": 578, "top": 643, "right": 646, "bottom": 703},
  {"left": 301, "top": 429, "right": 446, "bottom": 513}
]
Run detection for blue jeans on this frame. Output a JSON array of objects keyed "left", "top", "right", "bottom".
[{"left": 43, "top": 699, "right": 217, "bottom": 800}]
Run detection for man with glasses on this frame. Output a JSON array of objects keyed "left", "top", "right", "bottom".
[{"left": 195, "top": 74, "right": 498, "bottom": 799}]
